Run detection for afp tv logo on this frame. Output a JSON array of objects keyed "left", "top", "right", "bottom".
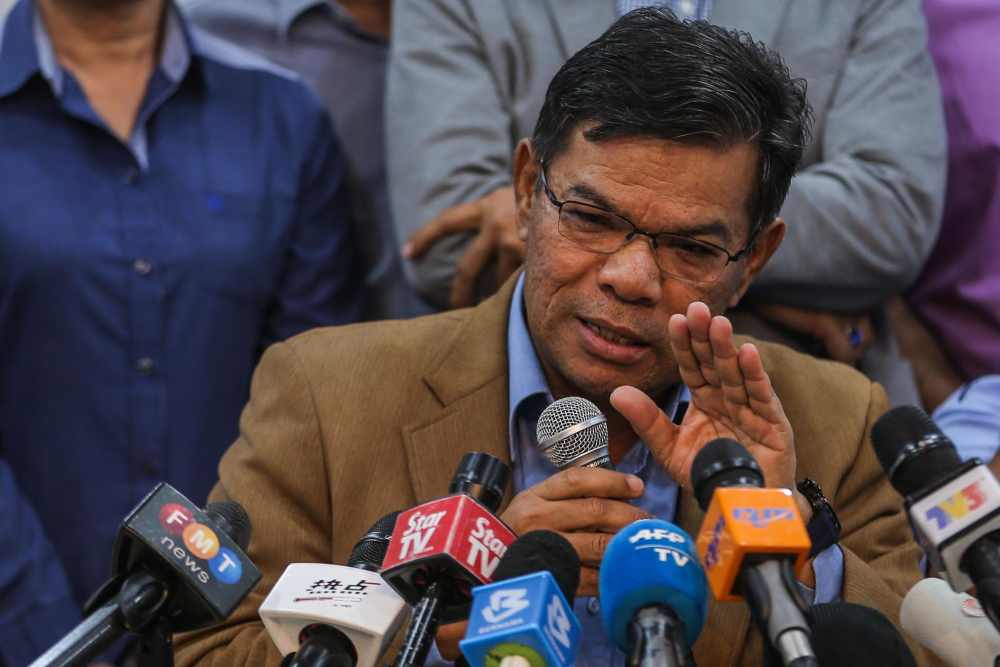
[{"left": 158, "top": 503, "right": 243, "bottom": 585}]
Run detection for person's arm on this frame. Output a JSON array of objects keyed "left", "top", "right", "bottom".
[
  {"left": 173, "top": 341, "right": 334, "bottom": 666},
  {"left": 262, "top": 93, "right": 362, "bottom": 345},
  {"left": 755, "top": 0, "right": 947, "bottom": 310},
  {"left": 0, "top": 461, "right": 83, "bottom": 666},
  {"left": 386, "top": 0, "right": 514, "bottom": 308}
]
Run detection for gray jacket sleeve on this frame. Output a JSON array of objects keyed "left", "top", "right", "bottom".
[
  {"left": 386, "top": 0, "right": 512, "bottom": 308},
  {"left": 754, "top": 0, "right": 947, "bottom": 310}
]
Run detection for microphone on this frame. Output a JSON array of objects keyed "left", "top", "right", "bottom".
[
  {"left": 536, "top": 397, "right": 612, "bottom": 469},
  {"left": 691, "top": 438, "right": 815, "bottom": 667},
  {"left": 259, "top": 512, "right": 408, "bottom": 667},
  {"left": 382, "top": 453, "right": 515, "bottom": 667},
  {"left": 599, "top": 519, "right": 709, "bottom": 667},
  {"left": 871, "top": 405, "right": 1000, "bottom": 630},
  {"left": 460, "top": 530, "right": 581, "bottom": 667},
  {"left": 901, "top": 578, "right": 1000, "bottom": 667},
  {"left": 30, "top": 483, "right": 261, "bottom": 667}
]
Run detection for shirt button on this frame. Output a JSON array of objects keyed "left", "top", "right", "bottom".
[
  {"left": 132, "top": 258, "right": 154, "bottom": 276},
  {"left": 587, "top": 598, "right": 601, "bottom": 615},
  {"left": 136, "top": 357, "right": 156, "bottom": 375},
  {"left": 123, "top": 166, "right": 139, "bottom": 185},
  {"left": 141, "top": 461, "right": 159, "bottom": 477}
]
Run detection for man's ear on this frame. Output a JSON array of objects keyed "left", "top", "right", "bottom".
[
  {"left": 512, "top": 139, "right": 538, "bottom": 241},
  {"left": 728, "top": 217, "right": 785, "bottom": 308}
]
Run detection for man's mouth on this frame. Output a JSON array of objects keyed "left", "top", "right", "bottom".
[{"left": 580, "top": 318, "right": 648, "bottom": 347}]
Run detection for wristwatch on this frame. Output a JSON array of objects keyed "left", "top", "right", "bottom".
[{"left": 797, "top": 478, "right": 841, "bottom": 558}]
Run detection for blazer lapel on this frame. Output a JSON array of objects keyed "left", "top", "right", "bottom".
[
  {"left": 402, "top": 278, "right": 519, "bottom": 506},
  {"left": 542, "top": 0, "right": 617, "bottom": 61},
  {"left": 676, "top": 488, "right": 753, "bottom": 665}
]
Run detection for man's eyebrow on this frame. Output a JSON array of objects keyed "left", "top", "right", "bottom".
[{"left": 565, "top": 182, "right": 735, "bottom": 245}]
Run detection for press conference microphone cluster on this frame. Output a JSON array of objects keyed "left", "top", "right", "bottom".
[
  {"left": 381, "top": 452, "right": 515, "bottom": 667},
  {"left": 461, "top": 530, "right": 582, "bottom": 667},
  {"left": 872, "top": 405, "right": 1000, "bottom": 631},
  {"left": 30, "top": 483, "right": 261, "bottom": 667},
  {"left": 600, "top": 519, "right": 708, "bottom": 667},
  {"left": 692, "top": 438, "right": 816, "bottom": 667},
  {"left": 260, "top": 511, "right": 408, "bottom": 667}
]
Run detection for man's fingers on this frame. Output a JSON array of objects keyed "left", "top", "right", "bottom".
[
  {"left": 562, "top": 531, "right": 616, "bottom": 568},
  {"left": 577, "top": 565, "right": 600, "bottom": 598},
  {"left": 685, "top": 302, "right": 718, "bottom": 383},
  {"left": 403, "top": 200, "right": 482, "bottom": 258},
  {"left": 738, "top": 343, "right": 784, "bottom": 423},
  {"left": 668, "top": 313, "right": 708, "bottom": 390},
  {"left": 610, "top": 385, "right": 679, "bottom": 461},
  {"left": 709, "top": 315, "right": 749, "bottom": 407},
  {"left": 450, "top": 226, "right": 498, "bottom": 308},
  {"left": 545, "top": 497, "right": 651, "bottom": 533},
  {"left": 532, "top": 466, "right": 644, "bottom": 502}
]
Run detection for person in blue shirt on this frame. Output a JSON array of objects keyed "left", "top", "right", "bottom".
[{"left": 0, "top": 0, "right": 362, "bottom": 663}]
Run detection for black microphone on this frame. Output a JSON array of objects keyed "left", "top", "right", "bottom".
[
  {"left": 871, "top": 405, "right": 1000, "bottom": 631},
  {"left": 763, "top": 602, "right": 916, "bottom": 667},
  {"left": 29, "top": 483, "right": 261, "bottom": 667}
]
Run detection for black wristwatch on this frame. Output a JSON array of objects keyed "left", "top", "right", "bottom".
[{"left": 797, "top": 478, "right": 841, "bottom": 558}]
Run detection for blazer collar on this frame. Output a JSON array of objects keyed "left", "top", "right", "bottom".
[{"left": 401, "top": 276, "right": 519, "bottom": 505}]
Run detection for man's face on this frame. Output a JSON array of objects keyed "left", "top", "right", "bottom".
[{"left": 513, "top": 128, "right": 782, "bottom": 403}]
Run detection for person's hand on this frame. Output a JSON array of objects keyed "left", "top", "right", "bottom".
[
  {"left": 433, "top": 468, "right": 648, "bottom": 660},
  {"left": 885, "top": 296, "right": 963, "bottom": 411},
  {"left": 753, "top": 303, "right": 874, "bottom": 365},
  {"left": 402, "top": 186, "right": 520, "bottom": 308},
  {"left": 611, "top": 302, "right": 810, "bottom": 520}
]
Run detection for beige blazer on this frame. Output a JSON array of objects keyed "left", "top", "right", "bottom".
[{"left": 174, "top": 278, "right": 928, "bottom": 666}]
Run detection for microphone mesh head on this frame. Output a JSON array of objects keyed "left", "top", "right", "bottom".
[
  {"left": 348, "top": 511, "right": 400, "bottom": 571},
  {"left": 205, "top": 501, "right": 252, "bottom": 551},
  {"left": 871, "top": 405, "right": 961, "bottom": 496},
  {"left": 536, "top": 397, "right": 609, "bottom": 469},
  {"left": 494, "top": 530, "right": 581, "bottom": 604}
]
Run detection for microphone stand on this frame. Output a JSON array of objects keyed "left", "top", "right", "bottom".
[
  {"left": 628, "top": 605, "right": 697, "bottom": 667},
  {"left": 393, "top": 582, "right": 443, "bottom": 667}
]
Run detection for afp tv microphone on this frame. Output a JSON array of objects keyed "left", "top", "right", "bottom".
[
  {"left": 872, "top": 405, "right": 1000, "bottom": 630},
  {"left": 30, "top": 483, "right": 260, "bottom": 667},
  {"left": 460, "top": 530, "right": 581, "bottom": 667},
  {"left": 600, "top": 519, "right": 708, "bottom": 667},
  {"left": 381, "top": 452, "right": 514, "bottom": 667},
  {"left": 260, "top": 512, "right": 408, "bottom": 667},
  {"left": 691, "top": 438, "right": 815, "bottom": 667}
]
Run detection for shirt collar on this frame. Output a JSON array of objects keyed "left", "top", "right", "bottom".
[
  {"left": 506, "top": 273, "right": 690, "bottom": 465},
  {"left": 0, "top": 0, "right": 191, "bottom": 100}
]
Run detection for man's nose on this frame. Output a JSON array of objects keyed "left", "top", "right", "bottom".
[{"left": 596, "top": 235, "right": 662, "bottom": 306}]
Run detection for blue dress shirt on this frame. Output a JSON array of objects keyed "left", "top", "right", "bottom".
[
  {"left": 934, "top": 376, "right": 1000, "bottom": 464},
  {"left": 0, "top": 2, "right": 360, "bottom": 663},
  {"left": 505, "top": 275, "right": 842, "bottom": 666}
]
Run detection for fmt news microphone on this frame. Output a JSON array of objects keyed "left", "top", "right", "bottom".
[
  {"left": 382, "top": 452, "right": 515, "bottom": 667},
  {"left": 872, "top": 405, "right": 1000, "bottom": 630},
  {"left": 260, "top": 511, "right": 408, "bottom": 667},
  {"left": 600, "top": 519, "right": 708, "bottom": 667},
  {"left": 691, "top": 438, "right": 815, "bottom": 667},
  {"left": 902, "top": 578, "right": 1000, "bottom": 667},
  {"left": 30, "top": 483, "right": 260, "bottom": 667},
  {"left": 536, "top": 396, "right": 612, "bottom": 469},
  {"left": 461, "top": 530, "right": 582, "bottom": 667}
]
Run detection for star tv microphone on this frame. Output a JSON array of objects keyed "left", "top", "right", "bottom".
[
  {"left": 382, "top": 453, "right": 515, "bottom": 667},
  {"left": 536, "top": 397, "right": 612, "bottom": 469},
  {"left": 901, "top": 578, "right": 1000, "bottom": 667},
  {"left": 260, "top": 512, "right": 408, "bottom": 667},
  {"left": 691, "top": 439, "right": 815, "bottom": 667},
  {"left": 872, "top": 405, "right": 1000, "bottom": 631},
  {"left": 30, "top": 483, "right": 260, "bottom": 667},
  {"left": 600, "top": 519, "right": 709, "bottom": 667},
  {"left": 461, "top": 531, "right": 581, "bottom": 667}
]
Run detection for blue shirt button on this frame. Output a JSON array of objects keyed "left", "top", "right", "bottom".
[{"left": 587, "top": 598, "right": 601, "bottom": 615}]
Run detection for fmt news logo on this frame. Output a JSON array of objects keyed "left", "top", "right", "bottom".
[
  {"left": 732, "top": 507, "right": 795, "bottom": 529},
  {"left": 158, "top": 503, "right": 243, "bottom": 585},
  {"left": 924, "top": 480, "right": 987, "bottom": 530}
]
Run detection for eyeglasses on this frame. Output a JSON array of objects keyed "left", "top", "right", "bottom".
[{"left": 539, "top": 167, "right": 760, "bottom": 284}]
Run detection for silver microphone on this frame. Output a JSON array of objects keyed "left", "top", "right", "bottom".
[{"left": 536, "top": 397, "right": 612, "bottom": 469}]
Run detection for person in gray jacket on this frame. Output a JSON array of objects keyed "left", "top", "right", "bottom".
[{"left": 387, "top": 0, "right": 946, "bottom": 405}]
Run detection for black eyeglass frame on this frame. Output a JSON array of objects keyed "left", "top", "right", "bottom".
[{"left": 538, "top": 165, "right": 763, "bottom": 279}]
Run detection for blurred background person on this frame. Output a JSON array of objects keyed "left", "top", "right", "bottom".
[
  {"left": 387, "top": 0, "right": 946, "bottom": 406},
  {"left": 183, "top": 0, "right": 431, "bottom": 320},
  {"left": 0, "top": 0, "right": 361, "bottom": 662}
]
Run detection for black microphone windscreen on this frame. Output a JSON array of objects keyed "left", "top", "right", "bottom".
[
  {"left": 810, "top": 603, "right": 917, "bottom": 667},
  {"left": 348, "top": 510, "right": 401, "bottom": 571},
  {"left": 205, "top": 501, "right": 252, "bottom": 551},
  {"left": 494, "top": 530, "right": 581, "bottom": 604},
  {"left": 871, "top": 405, "right": 963, "bottom": 496},
  {"left": 691, "top": 438, "right": 763, "bottom": 510}
]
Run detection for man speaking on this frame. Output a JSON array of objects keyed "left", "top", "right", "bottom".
[{"left": 176, "top": 8, "right": 925, "bottom": 666}]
